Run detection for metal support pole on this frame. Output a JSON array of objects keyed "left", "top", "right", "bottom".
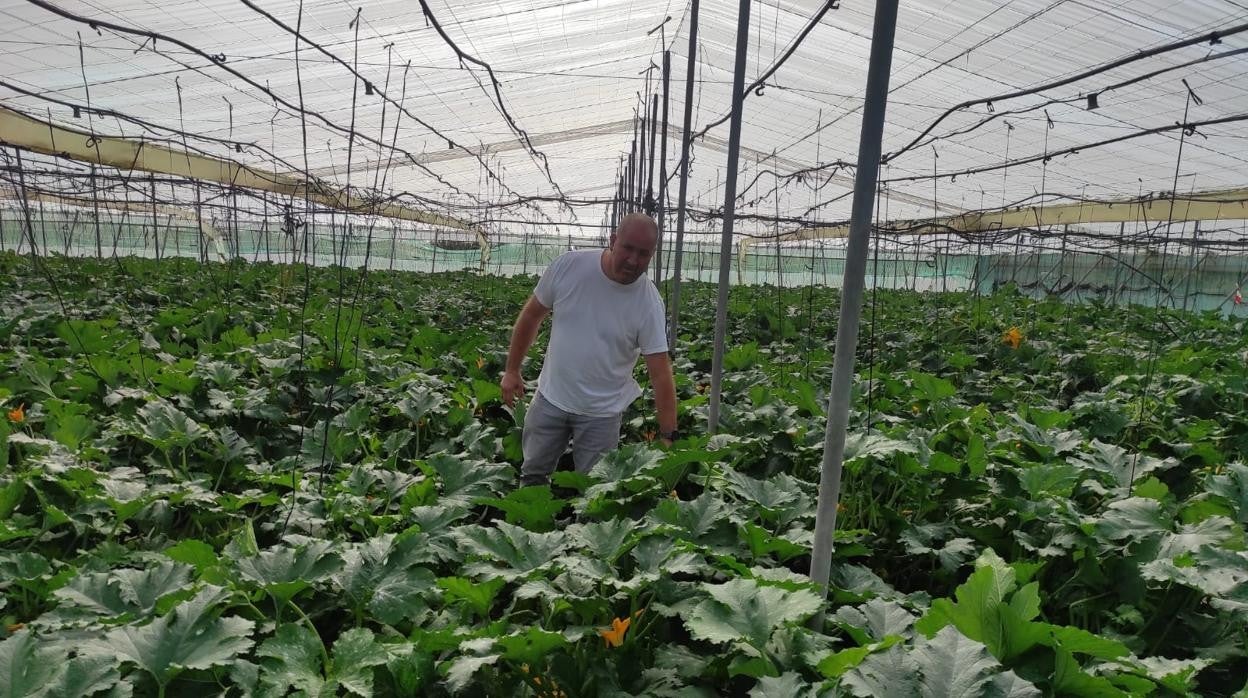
[
  {"left": 90, "top": 164, "right": 102, "bottom": 258},
  {"left": 655, "top": 50, "right": 671, "bottom": 284},
  {"left": 150, "top": 174, "right": 160, "bottom": 260},
  {"left": 668, "top": 0, "right": 700, "bottom": 348},
  {"left": 638, "top": 106, "right": 648, "bottom": 210},
  {"left": 646, "top": 98, "right": 659, "bottom": 215},
  {"left": 706, "top": 0, "right": 753, "bottom": 433},
  {"left": 808, "top": 0, "right": 899, "bottom": 610},
  {"left": 627, "top": 134, "right": 637, "bottom": 211}
]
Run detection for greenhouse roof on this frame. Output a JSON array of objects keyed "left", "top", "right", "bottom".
[{"left": 2, "top": 0, "right": 1247, "bottom": 239}]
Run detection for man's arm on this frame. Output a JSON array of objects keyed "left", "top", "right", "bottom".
[
  {"left": 501, "top": 295, "right": 551, "bottom": 407},
  {"left": 644, "top": 351, "right": 678, "bottom": 445}
]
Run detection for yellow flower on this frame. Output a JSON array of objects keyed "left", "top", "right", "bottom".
[
  {"left": 6, "top": 403, "right": 24, "bottom": 423},
  {"left": 1002, "top": 326, "right": 1023, "bottom": 349},
  {"left": 475, "top": 356, "right": 485, "bottom": 370},
  {"left": 599, "top": 616, "right": 632, "bottom": 648}
]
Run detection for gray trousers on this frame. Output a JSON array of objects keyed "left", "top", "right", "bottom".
[{"left": 520, "top": 392, "right": 622, "bottom": 487}]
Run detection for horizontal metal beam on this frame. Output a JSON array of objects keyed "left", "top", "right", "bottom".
[
  {"left": 776, "top": 188, "right": 1248, "bottom": 242},
  {"left": 302, "top": 118, "right": 638, "bottom": 178},
  {"left": 0, "top": 186, "right": 198, "bottom": 221},
  {"left": 0, "top": 106, "right": 488, "bottom": 256}
]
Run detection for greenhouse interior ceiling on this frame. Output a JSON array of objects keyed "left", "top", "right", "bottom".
[{"left": 2, "top": 0, "right": 1246, "bottom": 245}]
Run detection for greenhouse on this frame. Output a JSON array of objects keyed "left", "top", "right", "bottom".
[{"left": 1, "top": 0, "right": 1247, "bottom": 695}]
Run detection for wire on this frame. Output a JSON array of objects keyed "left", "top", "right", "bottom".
[
  {"left": 883, "top": 21, "right": 1248, "bottom": 163},
  {"left": 882, "top": 112, "right": 1248, "bottom": 183},
  {"left": 688, "top": 0, "right": 839, "bottom": 141},
  {"left": 415, "top": 0, "right": 569, "bottom": 206}
]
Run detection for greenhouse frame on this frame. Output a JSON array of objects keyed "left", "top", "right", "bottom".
[{"left": 2, "top": 0, "right": 1247, "bottom": 695}]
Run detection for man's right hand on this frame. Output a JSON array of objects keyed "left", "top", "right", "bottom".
[{"left": 501, "top": 370, "right": 525, "bottom": 407}]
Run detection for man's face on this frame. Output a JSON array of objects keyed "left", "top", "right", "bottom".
[{"left": 608, "top": 223, "right": 657, "bottom": 284}]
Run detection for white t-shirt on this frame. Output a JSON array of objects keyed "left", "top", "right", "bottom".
[{"left": 533, "top": 250, "right": 668, "bottom": 416}]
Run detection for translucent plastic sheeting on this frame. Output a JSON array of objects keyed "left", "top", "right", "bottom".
[{"left": 1, "top": 0, "right": 1246, "bottom": 242}]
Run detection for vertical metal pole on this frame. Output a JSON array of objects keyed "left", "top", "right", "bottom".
[
  {"left": 90, "top": 164, "right": 102, "bottom": 258},
  {"left": 668, "top": 0, "right": 700, "bottom": 348},
  {"left": 808, "top": 0, "right": 899, "bottom": 608},
  {"left": 1182, "top": 220, "right": 1199, "bottom": 312},
  {"left": 638, "top": 106, "right": 648, "bottom": 210},
  {"left": 655, "top": 50, "right": 671, "bottom": 283},
  {"left": 707, "top": 0, "right": 753, "bottom": 433},
  {"left": 432, "top": 230, "right": 439, "bottom": 273},
  {"left": 646, "top": 98, "right": 659, "bottom": 214},
  {"left": 627, "top": 133, "right": 637, "bottom": 211},
  {"left": 150, "top": 174, "right": 160, "bottom": 260}
]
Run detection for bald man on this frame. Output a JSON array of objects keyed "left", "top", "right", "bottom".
[{"left": 501, "top": 213, "right": 678, "bottom": 487}]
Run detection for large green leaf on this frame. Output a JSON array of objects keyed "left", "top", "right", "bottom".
[
  {"left": 983, "top": 670, "right": 1042, "bottom": 697},
  {"left": 629, "top": 536, "right": 706, "bottom": 582},
  {"left": 47, "top": 655, "right": 122, "bottom": 698},
  {"left": 1094, "top": 497, "right": 1170, "bottom": 542},
  {"left": 586, "top": 444, "right": 665, "bottom": 492},
  {"left": 1142, "top": 546, "right": 1248, "bottom": 599},
  {"left": 571, "top": 517, "right": 638, "bottom": 561},
  {"left": 1206, "top": 462, "right": 1248, "bottom": 525},
  {"left": 333, "top": 532, "right": 436, "bottom": 625},
  {"left": 474, "top": 486, "right": 566, "bottom": 531},
  {"left": 683, "top": 578, "right": 822, "bottom": 650},
  {"left": 843, "top": 432, "right": 919, "bottom": 465},
  {"left": 453, "top": 521, "right": 566, "bottom": 579},
  {"left": 424, "top": 454, "right": 512, "bottom": 502},
  {"left": 841, "top": 645, "right": 921, "bottom": 698},
  {"left": 1070, "top": 440, "right": 1173, "bottom": 492},
  {"left": 740, "top": 523, "right": 807, "bottom": 562},
  {"left": 749, "top": 672, "right": 817, "bottom": 698},
  {"left": 1155, "top": 516, "right": 1236, "bottom": 559},
  {"left": 722, "top": 469, "right": 802, "bottom": 512},
  {"left": 113, "top": 562, "right": 195, "bottom": 615},
  {"left": 443, "top": 653, "right": 500, "bottom": 693},
  {"left": 52, "top": 564, "right": 190, "bottom": 620},
  {"left": 0, "top": 631, "right": 66, "bottom": 697},
  {"left": 914, "top": 627, "right": 1001, "bottom": 698},
  {"left": 84, "top": 586, "right": 254, "bottom": 686},
  {"left": 915, "top": 550, "right": 1047, "bottom": 662},
  {"left": 495, "top": 626, "right": 568, "bottom": 666},
  {"left": 331, "top": 628, "right": 388, "bottom": 696},
  {"left": 833, "top": 599, "right": 917, "bottom": 645},
  {"left": 135, "top": 400, "right": 209, "bottom": 451},
  {"left": 1050, "top": 644, "right": 1125, "bottom": 697},
  {"left": 257, "top": 623, "right": 327, "bottom": 697},
  {"left": 651, "top": 491, "right": 730, "bottom": 540},
  {"left": 397, "top": 384, "right": 445, "bottom": 424},
  {"left": 438, "top": 576, "right": 507, "bottom": 618},
  {"left": 237, "top": 539, "right": 343, "bottom": 604}
]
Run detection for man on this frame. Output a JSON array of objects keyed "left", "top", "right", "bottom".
[{"left": 500, "top": 213, "right": 678, "bottom": 487}]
